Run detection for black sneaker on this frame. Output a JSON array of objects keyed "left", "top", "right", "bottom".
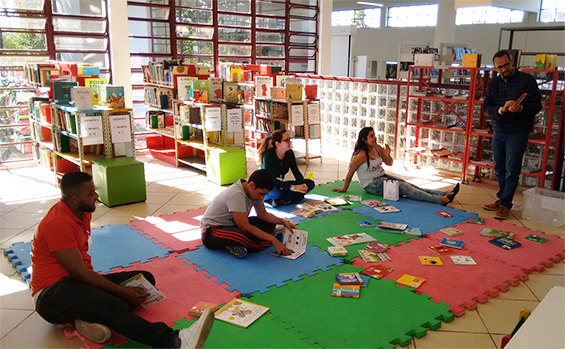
[{"left": 225, "top": 245, "right": 248, "bottom": 259}]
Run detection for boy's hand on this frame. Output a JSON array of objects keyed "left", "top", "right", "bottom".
[
  {"left": 272, "top": 239, "right": 293, "bottom": 256},
  {"left": 281, "top": 219, "right": 296, "bottom": 234}
]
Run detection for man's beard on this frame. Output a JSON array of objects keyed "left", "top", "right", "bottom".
[{"left": 78, "top": 202, "right": 96, "bottom": 213}]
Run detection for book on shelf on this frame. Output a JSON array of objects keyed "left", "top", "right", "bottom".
[
  {"left": 271, "top": 228, "right": 307, "bottom": 260},
  {"left": 358, "top": 250, "right": 391, "bottom": 263},
  {"left": 191, "top": 80, "right": 209, "bottom": 103},
  {"left": 430, "top": 148, "right": 451, "bottom": 157},
  {"left": 189, "top": 301, "right": 219, "bottom": 317},
  {"left": 209, "top": 77, "right": 223, "bottom": 102},
  {"left": 545, "top": 54, "right": 557, "bottom": 70},
  {"left": 419, "top": 256, "right": 444, "bottom": 266},
  {"left": 327, "top": 246, "right": 348, "bottom": 257},
  {"left": 439, "top": 238, "right": 464, "bottom": 249},
  {"left": 254, "top": 76, "right": 273, "bottom": 98},
  {"left": 489, "top": 236, "right": 522, "bottom": 250},
  {"left": 71, "top": 86, "right": 93, "bottom": 110},
  {"left": 376, "top": 222, "right": 408, "bottom": 231},
  {"left": 331, "top": 282, "right": 360, "bottom": 298},
  {"left": 270, "top": 87, "right": 286, "bottom": 100},
  {"left": 99, "top": 85, "right": 125, "bottom": 108},
  {"left": 177, "top": 76, "right": 196, "bottom": 101},
  {"left": 462, "top": 53, "right": 482, "bottom": 68},
  {"left": 360, "top": 199, "right": 388, "bottom": 208},
  {"left": 356, "top": 220, "right": 376, "bottom": 228},
  {"left": 365, "top": 242, "right": 389, "bottom": 253},
  {"left": 361, "top": 264, "right": 394, "bottom": 279},
  {"left": 286, "top": 84, "right": 303, "bottom": 102},
  {"left": 120, "top": 273, "right": 166, "bottom": 309},
  {"left": 215, "top": 298, "right": 269, "bottom": 328},
  {"left": 335, "top": 272, "right": 363, "bottom": 285},
  {"left": 53, "top": 81, "right": 78, "bottom": 104},
  {"left": 438, "top": 227, "right": 463, "bottom": 236},
  {"left": 275, "top": 75, "right": 291, "bottom": 87},
  {"left": 535, "top": 54, "right": 546, "bottom": 69},
  {"left": 223, "top": 81, "right": 239, "bottom": 103},
  {"left": 396, "top": 274, "right": 425, "bottom": 289},
  {"left": 450, "top": 255, "right": 477, "bottom": 265},
  {"left": 524, "top": 234, "right": 548, "bottom": 244},
  {"left": 374, "top": 206, "right": 400, "bottom": 214},
  {"left": 304, "top": 85, "right": 318, "bottom": 99},
  {"left": 479, "top": 227, "right": 515, "bottom": 239},
  {"left": 427, "top": 244, "right": 453, "bottom": 255},
  {"left": 326, "top": 233, "right": 376, "bottom": 247}
]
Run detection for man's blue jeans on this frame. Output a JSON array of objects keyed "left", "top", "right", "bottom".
[
  {"left": 364, "top": 174, "right": 447, "bottom": 204},
  {"left": 264, "top": 179, "right": 315, "bottom": 205},
  {"left": 35, "top": 271, "right": 179, "bottom": 348},
  {"left": 492, "top": 131, "right": 529, "bottom": 209}
]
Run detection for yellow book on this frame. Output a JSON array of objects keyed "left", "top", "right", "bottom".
[
  {"left": 535, "top": 54, "right": 546, "bottom": 69},
  {"left": 419, "top": 256, "right": 444, "bottom": 266},
  {"left": 286, "top": 84, "right": 303, "bottom": 101},
  {"left": 396, "top": 274, "right": 425, "bottom": 289},
  {"left": 545, "top": 54, "right": 557, "bottom": 70}
]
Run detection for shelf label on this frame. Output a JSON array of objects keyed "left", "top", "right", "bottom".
[
  {"left": 307, "top": 103, "right": 320, "bottom": 124},
  {"left": 80, "top": 115, "right": 104, "bottom": 146},
  {"left": 291, "top": 104, "right": 304, "bottom": 126},
  {"left": 110, "top": 114, "right": 132, "bottom": 143},
  {"left": 205, "top": 107, "right": 222, "bottom": 131},
  {"left": 227, "top": 108, "right": 243, "bottom": 133}
]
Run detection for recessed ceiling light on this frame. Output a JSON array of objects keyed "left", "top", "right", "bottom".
[{"left": 357, "top": 1, "right": 384, "bottom": 7}]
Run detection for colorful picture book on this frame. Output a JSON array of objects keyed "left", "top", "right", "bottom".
[
  {"left": 439, "top": 227, "right": 463, "bottom": 236},
  {"left": 489, "top": 236, "right": 522, "bottom": 250},
  {"left": 325, "top": 197, "right": 349, "bottom": 206},
  {"left": 427, "top": 244, "right": 452, "bottom": 255},
  {"left": 358, "top": 250, "right": 391, "bottom": 263},
  {"left": 327, "top": 233, "right": 376, "bottom": 247},
  {"left": 375, "top": 206, "right": 400, "bottom": 213},
  {"left": 359, "top": 199, "right": 388, "bottom": 208},
  {"left": 271, "top": 229, "right": 308, "bottom": 260},
  {"left": 396, "top": 274, "right": 425, "bottom": 289},
  {"left": 439, "top": 238, "right": 464, "bottom": 249},
  {"left": 189, "top": 301, "right": 219, "bottom": 317},
  {"left": 466, "top": 217, "right": 485, "bottom": 225},
  {"left": 377, "top": 222, "right": 408, "bottom": 231},
  {"left": 361, "top": 265, "right": 394, "bottom": 279},
  {"left": 480, "top": 227, "right": 515, "bottom": 239},
  {"left": 327, "top": 246, "right": 348, "bottom": 257},
  {"left": 356, "top": 220, "right": 376, "bottom": 228},
  {"left": 120, "top": 273, "right": 166, "bottom": 309},
  {"left": 365, "top": 242, "right": 388, "bottom": 253},
  {"left": 436, "top": 211, "right": 453, "bottom": 217},
  {"left": 331, "top": 282, "right": 360, "bottom": 298},
  {"left": 450, "top": 255, "right": 477, "bottom": 265},
  {"left": 524, "top": 234, "right": 548, "bottom": 244},
  {"left": 419, "top": 256, "right": 444, "bottom": 266},
  {"left": 404, "top": 227, "right": 423, "bottom": 236},
  {"left": 215, "top": 298, "right": 269, "bottom": 328},
  {"left": 335, "top": 272, "right": 363, "bottom": 285}
]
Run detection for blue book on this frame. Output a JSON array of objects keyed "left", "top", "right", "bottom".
[
  {"left": 439, "top": 238, "right": 464, "bottom": 249},
  {"left": 489, "top": 236, "right": 522, "bottom": 250}
]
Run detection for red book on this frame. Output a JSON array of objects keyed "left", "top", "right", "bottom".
[
  {"left": 428, "top": 244, "right": 453, "bottom": 254},
  {"left": 361, "top": 265, "right": 394, "bottom": 279}
]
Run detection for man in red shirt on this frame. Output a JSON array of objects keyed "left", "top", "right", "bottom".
[{"left": 31, "top": 172, "right": 214, "bottom": 348}]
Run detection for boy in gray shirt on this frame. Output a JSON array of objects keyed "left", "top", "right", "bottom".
[{"left": 200, "top": 169, "right": 296, "bottom": 258}]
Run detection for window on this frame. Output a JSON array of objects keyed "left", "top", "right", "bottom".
[
  {"left": 456, "top": 6, "right": 524, "bottom": 25},
  {"left": 331, "top": 8, "right": 381, "bottom": 28},
  {"left": 387, "top": 4, "right": 438, "bottom": 27},
  {"left": 540, "top": 0, "right": 565, "bottom": 22}
]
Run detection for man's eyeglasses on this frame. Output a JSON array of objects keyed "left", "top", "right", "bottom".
[{"left": 495, "top": 62, "right": 511, "bottom": 70}]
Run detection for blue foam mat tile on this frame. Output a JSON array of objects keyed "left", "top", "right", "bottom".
[
  {"left": 178, "top": 244, "right": 343, "bottom": 297},
  {"left": 89, "top": 224, "right": 173, "bottom": 273},
  {"left": 351, "top": 199, "right": 479, "bottom": 235},
  {"left": 4, "top": 241, "right": 33, "bottom": 279}
]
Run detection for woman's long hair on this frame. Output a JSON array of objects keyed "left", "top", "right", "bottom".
[
  {"left": 353, "top": 126, "right": 374, "bottom": 168},
  {"left": 256, "top": 128, "right": 286, "bottom": 165}
]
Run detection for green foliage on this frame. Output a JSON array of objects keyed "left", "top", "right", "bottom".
[
  {"left": 353, "top": 9, "right": 366, "bottom": 28},
  {"left": 1, "top": 32, "right": 46, "bottom": 51}
]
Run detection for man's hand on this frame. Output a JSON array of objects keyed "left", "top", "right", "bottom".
[
  {"left": 120, "top": 285, "right": 150, "bottom": 307},
  {"left": 272, "top": 239, "right": 293, "bottom": 256}
]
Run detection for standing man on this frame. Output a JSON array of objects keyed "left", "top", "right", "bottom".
[
  {"left": 482, "top": 50, "right": 542, "bottom": 220},
  {"left": 31, "top": 171, "right": 214, "bottom": 348}
]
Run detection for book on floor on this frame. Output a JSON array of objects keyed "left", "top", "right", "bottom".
[
  {"left": 271, "top": 228, "right": 307, "bottom": 260},
  {"left": 215, "top": 298, "right": 269, "bottom": 328},
  {"left": 419, "top": 256, "right": 444, "bottom": 266},
  {"left": 375, "top": 206, "right": 400, "bottom": 213},
  {"left": 360, "top": 274, "right": 370, "bottom": 287},
  {"left": 489, "top": 236, "right": 522, "bottom": 250},
  {"left": 335, "top": 272, "right": 363, "bottom": 285},
  {"left": 466, "top": 217, "right": 485, "bottom": 225},
  {"left": 404, "top": 227, "right": 424, "bottom": 236},
  {"left": 358, "top": 250, "right": 391, "bottom": 263},
  {"left": 327, "top": 233, "right": 376, "bottom": 246},
  {"left": 120, "top": 273, "right": 166, "bottom": 309},
  {"left": 438, "top": 227, "right": 463, "bottom": 236},
  {"left": 479, "top": 227, "right": 515, "bottom": 239},
  {"left": 189, "top": 301, "right": 219, "bottom": 317},
  {"left": 524, "top": 234, "right": 548, "bottom": 244},
  {"left": 396, "top": 274, "right": 425, "bottom": 289},
  {"left": 359, "top": 199, "right": 388, "bottom": 208},
  {"left": 377, "top": 222, "right": 408, "bottom": 231},
  {"left": 450, "top": 255, "right": 477, "bottom": 265},
  {"left": 327, "top": 246, "right": 348, "bottom": 256},
  {"left": 361, "top": 264, "right": 394, "bottom": 279},
  {"left": 365, "top": 242, "right": 389, "bottom": 253},
  {"left": 331, "top": 282, "right": 360, "bottom": 298},
  {"left": 427, "top": 244, "right": 452, "bottom": 255},
  {"left": 436, "top": 211, "right": 453, "bottom": 218},
  {"left": 356, "top": 220, "right": 377, "bottom": 227},
  {"left": 325, "top": 197, "right": 350, "bottom": 206},
  {"left": 341, "top": 194, "right": 362, "bottom": 202},
  {"left": 439, "top": 238, "right": 464, "bottom": 249}
]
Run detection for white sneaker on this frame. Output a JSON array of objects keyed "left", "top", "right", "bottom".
[
  {"left": 179, "top": 308, "right": 215, "bottom": 349},
  {"left": 74, "top": 319, "right": 111, "bottom": 344}
]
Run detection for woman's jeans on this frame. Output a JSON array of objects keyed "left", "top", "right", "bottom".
[
  {"left": 264, "top": 179, "right": 315, "bottom": 205},
  {"left": 364, "top": 174, "right": 447, "bottom": 204}
]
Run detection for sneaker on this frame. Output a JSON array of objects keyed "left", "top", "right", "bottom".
[
  {"left": 495, "top": 205, "right": 510, "bottom": 220},
  {"left": 179, "top": 308, "right": 215, "bottom": 349},
  {"left": 269, "top": 199, "right": 278, "bottom": 208},
  {"left": 74, "top": 319, "right": 111, "bottom": 344},
  {"left": 225, "top": 245, "right": 248, "bottom": 259},
  {"left": 483, "top": 199, "right": 501, "bottom": 211}
]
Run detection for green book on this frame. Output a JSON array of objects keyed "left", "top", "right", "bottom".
[{"left": 524, "top": 234, "right": 548, "bottom": 244}]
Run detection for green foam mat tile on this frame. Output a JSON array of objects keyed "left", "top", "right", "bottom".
[{"left": 249, "top": 264, "right": 454, "bottom": 349}]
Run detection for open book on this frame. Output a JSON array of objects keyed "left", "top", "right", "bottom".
[
  {"left": 271, "top": 228, "right": 308, "bottom": 260},
  {"left": 120, "top": 273, "right": 166, "bottom": 309},
  {"left": 215, "top": 298, "right": 269, "bottom": 328}
]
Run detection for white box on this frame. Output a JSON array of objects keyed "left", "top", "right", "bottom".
[{"left": 522, "top": 187, "right": 565, "bottom": 227}]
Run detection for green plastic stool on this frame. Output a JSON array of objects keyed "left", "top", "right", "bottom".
[
  {"left": 207, "top": 145, "right": 246, "bottom": 185},
  {"left": 92, "top": 157, "right": 146, "bottom": 207}
]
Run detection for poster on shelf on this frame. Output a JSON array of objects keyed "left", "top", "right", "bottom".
[
  {"left": 307, "top": 103, "right": 320, "bottom": 124},
  {"left": 227, "top": 108, "right": 242, "bottom": 133},
  {"left": 80, "top": 115, "right": 104, "bottom": 146},
  {"left": 291, "top": 104, "right": 304, "bottom": 126},
  {"left": 205, "top": 107, "right": 222, "bottom": 131},
  {"left": 110, "top": 114, "right": 132, "bottom": 143}
]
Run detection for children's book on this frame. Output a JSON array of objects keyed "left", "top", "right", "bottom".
[
  {"left": 375, "top": 206, "right": 400, "bottom": 213},
  {"left": 341, "top": 194, "right": 362, "bottom": 202},
  {"left": 466, "top": 217, "right": 485, "bottom": 225},
  {"left": 189, "top": 301, "right": 219, "bottom": 317},
  {"left": 331, "top": 282, "right": 360, "bottom": 298},
  {"left": 524, "top": 234, "right": 548, "bottom": 244},
  {"left": 223, "top": 81, "right": 239, "bottom": 103},
  {"left": 404, "top": 227, "right": 424, "bottom": 237},
  {"left": 450, "top": 255, "right": 477, "bottom": 265},
  {"left": 290, "top": 209, "right": 316, "bottom": 218},
  {"left": 436, "top": 211, "right": 453, "bottom": 218},
  {"left": 356, "top": 220, "right": 376, "bottom": 228},
  {"left": 327, "top": 233, "right": 376, "bottom": 247},
  {"left": 361, "top": 265, "right": 394, "bottom": 279},
  {"left": 358, "top": 250, "right": 391, "bottom": 263},
  {"left": 419, "top": 256, "right": 444, "bottom": 266},
  {"left": 439, "top": 238, "right": 464, "bottom": 249},
  {"left": 365, "top": 242, "right": 388, "bottom": 253},
  {"left": 215, "top": 298, "right": 270, "bottom": 328},
  {"left": 359, "top": 274, "right": 370, "bottom": 287},
  {"left": 336, "top": 272, "right": 363, "bottom": 285},
  {"left": 396, "top": 274, "right": 425, "bottom": 289},
  {"left": 325, "top": 197, "right": 349, "bottom": 206},
  {"left": 439, "top": 227, "right": 463, "bottom": 236},
  {"left": 360, "top": 199, "right": 388, "bottom": 208},
  {"left": 271, "top": 228, "right": 307, "bottom": 260},
  {"left": 489, "top": 236, "right": 522, "bottom": 250},
  {"left": 428, "top": 244, "right": 452, "bottom": 255},
  {"left": 377, "top": 222, "right": 408, "bottom": 231},
  {"left": 120, "top": 273, "right": 166, "bottom": 309},
  {"left": 480, "top": 227, "right": 515, "bottom": 239},
  {"left": 327, "top": 246, "right": 348, "bottom": 257}
]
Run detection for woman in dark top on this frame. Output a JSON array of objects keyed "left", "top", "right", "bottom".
[{"left": 257, "top": 129, "right": 315, "bottom": 207}]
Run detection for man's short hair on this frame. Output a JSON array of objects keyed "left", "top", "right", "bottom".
[
  {"left": 248, "top": 169, "right": 274, "bottom": 191},
  {"left": 493, "top": 50, "right": 512, "bottom": 63},
  {"left": 60, "top": 171, "right": 92, "bottom": 197}
]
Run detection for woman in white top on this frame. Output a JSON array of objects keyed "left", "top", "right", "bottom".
[{"left": 332, "top": 127, "right": 459, "bottom": 205}]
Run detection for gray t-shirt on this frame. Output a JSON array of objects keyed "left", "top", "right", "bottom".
[{"left": 200, "top": 180, "right": 263, "bottom": 232}]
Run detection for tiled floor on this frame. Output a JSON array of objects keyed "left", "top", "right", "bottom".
[{"left": 1, "top": 151, "right": 564, "bottom": 349}]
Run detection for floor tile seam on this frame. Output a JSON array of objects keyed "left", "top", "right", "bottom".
[{"left": 0, "top": 310, "right": 35, "bottom": 341}]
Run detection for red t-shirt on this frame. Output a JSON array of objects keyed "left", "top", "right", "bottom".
[{"left": 30, "top": 200, "right": 93, "bottom": 296}]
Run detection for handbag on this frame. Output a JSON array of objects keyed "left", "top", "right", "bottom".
[{"left": 383, "top": 179, "right": 399, "bottom": 201}]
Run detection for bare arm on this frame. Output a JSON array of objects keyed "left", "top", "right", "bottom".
[
  {"left": 53, "top": 248, "right": 149, "bottom": 306},
  {"left": 377, "top": 144, "right": 394, "bottom": 166},
  {"left": 332, "top": 152, "right": 366, "bottom": 192},
  {"left": 232, "top": 211, "right": 294, "bottom": 255}
]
